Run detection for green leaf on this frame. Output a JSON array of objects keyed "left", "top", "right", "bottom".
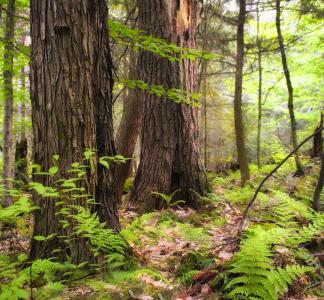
[
  {"left": 99, "top": 159, "right": 110, "bottom": 169},
  {"left": 48, "top": 166, "right": 59, "bottom": 175},
  {"left": 34, "top": 235, "right": 46, "bottom": 241}
]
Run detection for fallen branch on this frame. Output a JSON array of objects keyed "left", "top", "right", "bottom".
[{"left": 237, "top": 126, "right": 324, "bottom": 234}]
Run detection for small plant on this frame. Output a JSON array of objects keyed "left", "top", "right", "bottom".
[
  {"left": 123, "top": 177, "right": 134, "bottom": 194},
  {"left": 0, "top": 258, "right": 77, "bottom": 300},
  {"left": 0, "top": 196, "right": 38, "bottom": 223},
  {"left": 70, "top": 205, "right": 127, "bottom": 266},
  {"left": 176, "top": 251, "right": 214, "bottom": 286},
  {"left": 151, "top": 189, "right": 185, "bottom": 208},
  {"left": 225, "top": 227, "right": 313, "bottom": 300}
]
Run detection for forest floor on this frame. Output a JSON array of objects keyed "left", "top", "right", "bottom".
[{"left": 0, "top": 158, "right": 323, "bottom": 299}]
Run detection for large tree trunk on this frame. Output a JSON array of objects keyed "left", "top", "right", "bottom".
[
  {"left": 15, "top": 68, "right": 28, "bottom": 183},
  {"left": 234, "top": 0, "right": 250, "bottom": 186},
  {"left": 29, "top": 0, "right": 119, "bottom": 262},
  {"left": 130, "top": 0, "right": 208, "bottom": 211},
  {"left": 114, "top": 54, "right": 142, "bottom": 204},
  {"left": 2, "top": 0, "right": 16, "bottom": 208},
  {"left": 275, "top": 0, "right": 304, "bottom": 175},
  {"left": 256, "top": 3, "right": 262, "bottom": 169}
]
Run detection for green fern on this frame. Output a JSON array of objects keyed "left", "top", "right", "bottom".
[
  {"left": 226, "top": 227, "right": 313, "bottom": 300},
  {"left": 267, "top": 191, "right": 313, "bottom": 226},
  {"left": 0, "top": 196, "right": 38, "bottom": 223},
  {"left": 0, "top": 259, "right": 76, "bottom": 300},
  {"left": 70, "top": 206, "right": 127, "bottom": 258},
  {"left": 287, "top": 212, "right": 324, "bottom": 246},
  {"left": 180, "top": 270, "right": 200, "bottom": 285},
  {"left": 151, "top": 189, "right": 185, "bottom": 207}
]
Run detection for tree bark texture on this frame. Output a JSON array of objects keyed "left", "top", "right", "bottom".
[
  {"left": 2, "top": 0, "right": 16, "bottom": 208},
  {"left": 275, "top": 0, "right": 304, "bottom": 175},
  {"left": 234, "top": 0, "right": 250, "bottom": 186},
  {"left": 130, "top": 0, "right": 208, "bottom": 211},
  {"left": 29, "top": 0, "right": 119, "bottom": 263}
]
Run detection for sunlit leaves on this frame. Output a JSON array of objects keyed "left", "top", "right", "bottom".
[
  {"left": 109, "top": 20, "right": 221, "bottom": 63},
  {"left": 120, "top": 79, "right": 201, "bottom": 107}
]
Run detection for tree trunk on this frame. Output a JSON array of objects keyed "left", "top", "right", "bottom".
[
  {"left": 114, "top": 53, "right": 142, "bottom": 204},
  {"left": 203, "top": 62, "right": 208, "bottom": 169},
  {"left": 234, "top": 0, "right": 250, "bottom": 186},
  {"left": 130, "top": 0, "right": 208, "bottom": 211},
  {"left": 15, "top": 68, "right": 28, "bottom": 183},
  {"left": 313, "top": 152, "right": 324, "bottom": 211},
  {"left": 2, "top": 0, "right": 16, "bottom": 208},
  {"left": 29, "top": 0, "right": 119, "bottom": 262},
  {"left": 256, "top": 3, "right": 262, "bottom": 168},
  {"left": 275, "top": 0, "right": 304, "bottom": 175},
  {"left": 199, "top": 17, "right": 208, "bottom": 169},
  {"left": 312, "top": 113, "right": 323, "bottom": 158}
]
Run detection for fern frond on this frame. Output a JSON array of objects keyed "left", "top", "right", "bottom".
[
  {"left": 226, "top": 227, "right": 314, "bottom": 300},
  {"left": 69, "top": 206, "right": 127, "bottom": 258}
]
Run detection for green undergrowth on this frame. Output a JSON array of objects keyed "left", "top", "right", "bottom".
[
  {"left": 0, "top": 157, "right": 322, "bottom": 299},
  {"left": 121, "top": 209, "right": 216, "bottom": 249}
]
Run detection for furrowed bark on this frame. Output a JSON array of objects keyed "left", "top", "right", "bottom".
[
  {"left": 29, "top": 0, "right": 119, "bottom": 262},
  {"left": 130, "top": 0, "right": 208, "bottom": 211}
]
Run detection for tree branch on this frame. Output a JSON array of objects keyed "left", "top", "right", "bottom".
[
  {"left": 0, "top": 36, "right": 30, "bottom": 57},
  {"left": 1, "top": 6, "right": 29, "bottom": 21},
  {"left": 237, "top": 126, "right": 324, "bottom": 234}
]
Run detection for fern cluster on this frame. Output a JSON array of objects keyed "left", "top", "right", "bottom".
[
  {"left": 226, "top": 227, "right": 313, "bottom": 300},
  {"left": 0, "top": 196, "right": 38, "bottom": 223},
  {"left": 0, "top": 258, "right": 76, "bottom": 300},
  {"left": 287, "top": 212, "right": 324, "bottom": 246},
  {"left": 266, "top": 191, "right": 313, "bottom": 226},
  {"left": 70, "top": 206, "right": 127, "bottom": 268}
]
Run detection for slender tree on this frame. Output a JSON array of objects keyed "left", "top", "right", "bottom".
[
  {"left": 15, "top": 68, "right": 28, "bottom": 182},
  {"left": 30, "top": 0, "right": 119, "bottom": 262},
  {"left": 234, "top": 0, "right": 250, "bottom": 186},
  {"left": 2, "top": 0, "right": 16, "bottom": 208},
  {"left": 256, "top": 3, "right": 263, "bottom": 168},
  {"left": 202, "top": 61, "right": 208, "bottom": 168},
  {"left": 113, "top": 0, "right": 141, "bottom": 203},
  {"left": 311, "top": 113, "right": 323, "bottom": 158},
  {"left": 114, "top": 55, "right": 142, "bottom": 203},
  {"left": 275, "top": 0, "right": 304, "bottom": 175},
  {"left": 312, "top": 114, "right": 323, "bottom": 211},
  {"left": 130, "top": 0, "right": 208, "bottom": 211},
  {"left": 200, "top": 15, "right": 209, "bottom": 169},
  {"left": 313, "top": 151, "right": 324, "bottom": 211}
]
